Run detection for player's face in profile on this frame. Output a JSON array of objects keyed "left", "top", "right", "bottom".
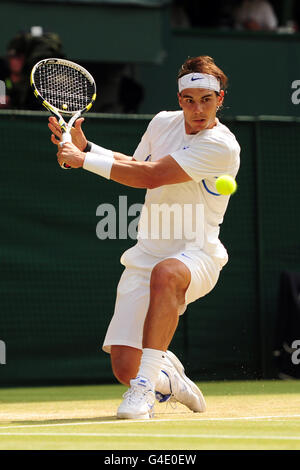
[{"left": 178, "top": 88, "right": 223, "bottom": 134}]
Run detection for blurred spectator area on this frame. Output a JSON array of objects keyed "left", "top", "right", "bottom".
[
  {"left": 0, "top": 28, "right": 144, "bottom": 113},
  {"left": 0, "top": 0, "right": 164, "bottom": 112},
  {"left": 0, "top": 0, "right": 299, "bottom": 114},
  {"left": 0, "top": 28, "right": 65, "bottom": 110},
  {"left": 171, "top": 0, "right": 296, "bottom": 30}
]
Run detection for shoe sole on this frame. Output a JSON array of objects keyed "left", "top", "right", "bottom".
[{"left": 166, "top": 350, "right": 206, "bottom": 412}]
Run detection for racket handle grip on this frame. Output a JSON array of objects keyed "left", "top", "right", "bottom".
[
  {"left": 60, "top": 131, "right": 72, "bottom": 169},
  {"left": 61, "top": 132, "right": 72, "bottom": 144}
]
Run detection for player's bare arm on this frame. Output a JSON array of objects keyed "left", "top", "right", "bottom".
[
  {"left": 56, "top": 143, "right": 192, "bottom": 188},
  {"left": 110, "top": 154, "right": 192, "bottom": 188}
]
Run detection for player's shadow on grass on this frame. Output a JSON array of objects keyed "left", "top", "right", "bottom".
[
  {"left": 2, "top": 408, "right": 192, "bottom": 426},
  {"left": 3, "top": 416, "right": 119, "bottom": 426}
]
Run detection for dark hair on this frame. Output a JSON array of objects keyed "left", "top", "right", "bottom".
[{"left": 178, "top": 56, "right": 228, "bottom": 92}]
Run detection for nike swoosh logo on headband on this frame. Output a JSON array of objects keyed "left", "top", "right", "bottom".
[{"left": 191, "top": 77, "right": 204, "bottom": 81}]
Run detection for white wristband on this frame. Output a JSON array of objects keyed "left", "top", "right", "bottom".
[
  {"left": 90, "top": 142, "right": 114, "bottom": 158},
  {"left": 83, "top": 152, "right": 114, "bottom": 179}
]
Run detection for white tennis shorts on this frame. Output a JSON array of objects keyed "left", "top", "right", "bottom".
[{"left": 102, "top": 244, "right": 227, "bottom": 353}]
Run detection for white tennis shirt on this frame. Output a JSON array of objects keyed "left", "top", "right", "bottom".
[{"left": 133, "top": 111, "right": 240, "bottom": 262}]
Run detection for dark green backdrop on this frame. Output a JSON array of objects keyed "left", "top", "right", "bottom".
[
  {"left": 138, "top": 28, "right": 300, "bottom": 117},
  {"left": 1, "top": 1, "right": 300, "bottom": 117},
  {"left": 0, "top": 110, "right": 299, "bottom": 385}
]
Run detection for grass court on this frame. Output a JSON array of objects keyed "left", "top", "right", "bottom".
[{"left": 0, "top": 380, "right": 299, "bottom": 450}]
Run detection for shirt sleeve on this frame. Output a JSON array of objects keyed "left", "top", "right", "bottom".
[
  {"left": 133, "top": 111, "right": 168, "bottom": 161},
  {"left": 170, "top": 137, "right": 236, "bottom": 183},
  {"left": 133, "top": 125, "right": 152, "bottom": 162}
]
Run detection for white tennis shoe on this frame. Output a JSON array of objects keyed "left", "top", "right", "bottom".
[
  {"left": 117, "top": 376, "right": 155, "bottom": 419},
  {"left": 156, "top": 350, "right": 206, "bottom": 413}
]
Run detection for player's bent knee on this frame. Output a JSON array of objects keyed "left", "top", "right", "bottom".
[
  {"left": 151, "top": 263, "right": 177, "bottom": 290},
  {"left": 151, "top": 261, "right": 188, "bottom": 294}
]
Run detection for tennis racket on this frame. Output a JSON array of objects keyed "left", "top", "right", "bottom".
[{"left": 30, "top": 58, "right": 96, "bottom": 169}]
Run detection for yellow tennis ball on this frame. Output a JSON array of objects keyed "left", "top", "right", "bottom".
[
  {"left": 62, "top": 104, "right": 68, "bottom": 110},
  {"left": 215, "top": 175, "right": 237, "bottom": 195}
]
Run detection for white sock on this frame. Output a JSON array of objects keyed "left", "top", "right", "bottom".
[{"left": 137, "top": 348, "right": 166, "bottom": 389}]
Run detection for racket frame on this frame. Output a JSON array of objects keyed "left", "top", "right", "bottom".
[{"left": 30, "top": 58, "right": 96, "bottom": 168}]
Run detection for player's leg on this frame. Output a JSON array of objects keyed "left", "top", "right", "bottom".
[
  {"left": 142, "top": 258, "right": 190, "bottom": 351},
  {"left": 118, "top": 258, "right": 201, "bottom": 419},
  {"left": 110, "top": 345, "right": 142, "bottom": 386},
  {"left": 102, "top": 248, "right": 157, "bottom": 418},
  {"left": 116, "top": 258, "right": 189, "bottom": 419},
  {"left": 117, "top": 252, "right": 222, "bottom": 419},
  {"left": 111, "top": 345, "right": 156, "bottom": 420}
]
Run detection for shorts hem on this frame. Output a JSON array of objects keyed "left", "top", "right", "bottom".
[{"left": 102, "top": 339, "right": 143, "bottom": 354}]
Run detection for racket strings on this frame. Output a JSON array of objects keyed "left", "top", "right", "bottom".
[{"left": 34, "top": 63, "right": 94, "bottom": 112}]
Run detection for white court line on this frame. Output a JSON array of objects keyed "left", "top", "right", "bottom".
[
  {"left": 0, "top": 432, "right": 299, "bottom": 441},
  {"left": 0, "top": 414, "right": 300, "bottom": 430}
]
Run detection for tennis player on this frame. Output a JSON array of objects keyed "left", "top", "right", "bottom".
[{"left": 49, "top": 55, "right": 240, "bottom": 419}]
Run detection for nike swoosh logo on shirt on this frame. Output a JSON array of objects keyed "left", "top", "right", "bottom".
[{"left": 181, "top": 253, "right": 192, "bottom": 259}]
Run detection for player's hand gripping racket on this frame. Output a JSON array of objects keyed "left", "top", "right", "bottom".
[{"left": 31, "top": 58, "right": 96, "bottom": 169}]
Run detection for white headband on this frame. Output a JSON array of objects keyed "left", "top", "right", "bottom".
[{"left": 178, "top": 73, "right": 221, "bottom": 93}]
